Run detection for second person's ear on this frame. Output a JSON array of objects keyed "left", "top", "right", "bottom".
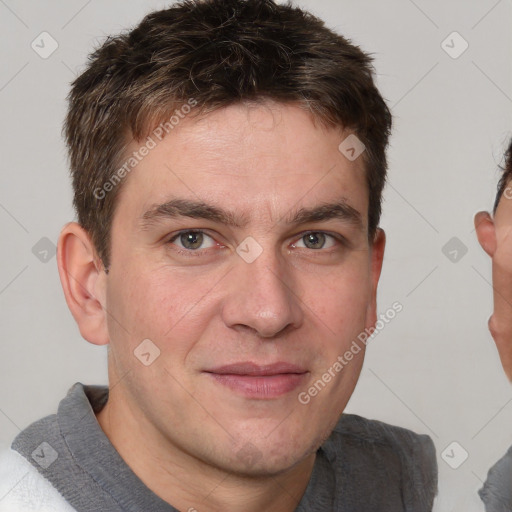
[{"left": 475, "top": 211, "right": 497, "bottom": 257}]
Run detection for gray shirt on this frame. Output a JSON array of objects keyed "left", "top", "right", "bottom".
[
  {"left": 479, "top": 445, "right": 512, "bottom": 512},
  {"left": 11, "top": 383, "right": 438, "bottom": 511}
]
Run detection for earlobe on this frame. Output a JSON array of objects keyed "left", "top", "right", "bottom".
[
  {"left": 57, "top": 222, "right": 109, "bottom": 346},
  {"left": 474, "top": 211, "right": 497, "bottom": 257}
]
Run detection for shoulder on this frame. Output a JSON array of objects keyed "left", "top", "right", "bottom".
[
  {"left": 326, "top": 413, "right": 438, "bottom": 508},
  {"left": 0, "top": 447, "right": 75, "bottom": 512},
  {"left": 479, "top": 444, "right": 512, "bottom": 511},
  {"left": 333, "top": 413, "right": 436, "bottom": 458}
]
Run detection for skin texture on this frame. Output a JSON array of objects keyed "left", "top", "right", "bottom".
[
  {"left": 57, "top": 102, "right": 385, "bottom": 512},
  {"left": 475, "top": 191, "right": 512, "bottom": 382}
]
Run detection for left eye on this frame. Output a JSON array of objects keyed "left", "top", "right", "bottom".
[
  {"left": 292, "top": 232, "right": 337, "bottom": 250},
  {"left": 169, "top": 231, "right": 217, "bottom": 250}
]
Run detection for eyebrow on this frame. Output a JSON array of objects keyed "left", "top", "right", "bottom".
[{"left": 140, "top": 198, "right": 363, "bottom": 231}]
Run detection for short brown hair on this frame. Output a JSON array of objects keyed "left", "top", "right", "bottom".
[
  {"left": 493, "top": 138, "right": 512, "bottom": 213},
  {"left": 64, "top": 0, "right": 392, "bottom": 268}
]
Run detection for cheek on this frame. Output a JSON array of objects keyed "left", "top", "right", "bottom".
[
  {"left": 106, "top": 264, "right": 220, "bottom": 353},
  {"left": 304, "top": 261, "right": 371, "bottom": 336},
  {"left": 494, "top": 224, "right": 512, "bottom": 266}
]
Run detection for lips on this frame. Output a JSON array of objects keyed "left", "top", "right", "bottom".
[
  {"left": 205, "top": 362, "right": 308, "bottom": 399},
  {"left": 208, "top": 362, "right": 307, "bottom": 376}
]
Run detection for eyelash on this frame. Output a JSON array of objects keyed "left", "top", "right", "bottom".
[{"left": 166, "top": 229, "right": 348, "bottom": 257}]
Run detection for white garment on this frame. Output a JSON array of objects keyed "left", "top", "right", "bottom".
[{"left": 0, "top": 448, "right": 75, "bottom": 512}]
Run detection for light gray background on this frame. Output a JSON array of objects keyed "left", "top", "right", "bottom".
[{"left": 0, "top": 0, "right": 511, "bottom": 508}]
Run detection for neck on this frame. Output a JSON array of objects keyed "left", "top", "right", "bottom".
[{"left": 96, "top": 385, "right": 316, "bottom": 512}]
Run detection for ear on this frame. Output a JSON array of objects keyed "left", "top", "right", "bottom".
[
  {"left": 365, "top": 227, "right": 386, "bottom": 329},
  {"left": 474, "top": 211, "right": 497, "bottom": 257},
  {"left": 57, "top": 222, "right": 109, "bottom": 346}
]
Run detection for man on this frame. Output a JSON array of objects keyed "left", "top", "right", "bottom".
[
  {"left": 474, "top": 139, "right": 512, "bottom": 511},
  {"left": 0, "top": 0, "right": 437, "bottom": 510}
]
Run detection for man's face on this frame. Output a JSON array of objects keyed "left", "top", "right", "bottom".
[{"left": 102, "top": 102, "right": 384, "bottom": 474}]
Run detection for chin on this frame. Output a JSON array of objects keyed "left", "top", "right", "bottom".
[
  {"left": 223, "top": 453, "right": 306, "bottom": 478},
  {"left": 218, "top": 433, "right": 319, "bottom": 478}
]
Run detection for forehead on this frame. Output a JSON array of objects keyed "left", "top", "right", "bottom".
[{"left": 114, "top": 102, "right": 369, "bottom": 228}]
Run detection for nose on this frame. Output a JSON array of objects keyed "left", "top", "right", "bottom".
[{"left": 220, "top": 245, "right": 303, "bottom": 338}]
